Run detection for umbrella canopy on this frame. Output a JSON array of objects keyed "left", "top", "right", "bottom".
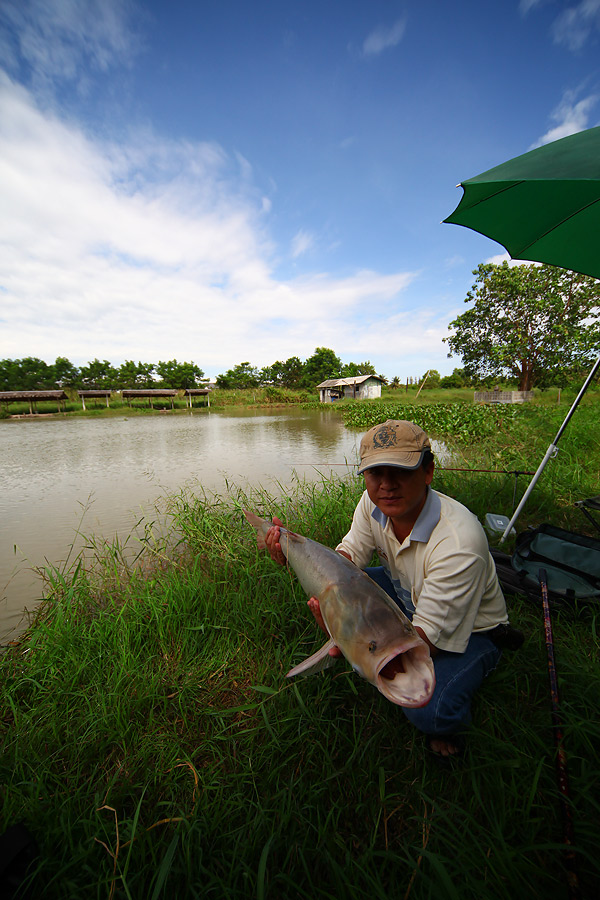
[{"left": 444, "top": 126, "right": 600, "bottom": 280}]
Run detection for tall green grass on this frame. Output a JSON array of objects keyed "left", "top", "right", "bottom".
[
  {"left": 1, "top": 469, "right": 599, "bottom": 898},
  {"left": 1, "top": 398, "right": 600, "bottom": 898}
]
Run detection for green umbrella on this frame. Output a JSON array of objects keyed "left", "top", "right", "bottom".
[
  {"left": 443, "top": 125, "right": 600, "bottom": 280},
  {"left": 444, "top": 126, "right": 600, "bottom": 543}
]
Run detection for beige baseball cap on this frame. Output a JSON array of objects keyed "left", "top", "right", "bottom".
[{"left": 358, "top": 420, "right": 431, "bottom": 473}]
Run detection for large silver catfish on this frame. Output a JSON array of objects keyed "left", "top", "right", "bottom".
[{"left": 244, "top": 511, "right": 434, "bottom": 708}]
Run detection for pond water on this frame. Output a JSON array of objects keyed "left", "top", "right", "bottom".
[{"left": 0, "top": 408, "right": 363, "bottom": 643}]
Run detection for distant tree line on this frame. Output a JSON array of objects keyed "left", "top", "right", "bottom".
[
  {"left": 215, "top": 347, "right": 383, "bottom": 390},
  {"left": 0, "top": 348, "right": 387, "bottom": 393},
  {"left": 0, "top": 358, "right": 206, "bottom": 391}
]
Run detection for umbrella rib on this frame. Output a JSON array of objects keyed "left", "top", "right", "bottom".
[{"left": 514, "top": 194, "right": 600, "bottom": 257}]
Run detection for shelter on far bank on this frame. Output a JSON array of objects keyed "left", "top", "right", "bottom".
[
  {"left": 183, "top": 388, "right": 211, "bottom": 408},
  {"left": 78, "top": 390, "right": 112, "bottom": 410},
  {"left": 0, "top": 390, "right": 68, "bottom": 415},
  {"left": 316, "top": 375, "right": 384, "bottom": 403},
  {"left": 121, "top": 389, "right": 178, "bottom": 409}
]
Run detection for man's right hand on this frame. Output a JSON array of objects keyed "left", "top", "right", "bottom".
[{"left": 264, "top": 516, "right": 287, "bottom": 566}]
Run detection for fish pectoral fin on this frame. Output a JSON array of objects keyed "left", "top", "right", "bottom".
[{"left": 286, "top": 639, "right": 339, "bottom": 678}]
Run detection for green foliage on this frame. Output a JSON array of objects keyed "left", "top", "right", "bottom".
[
  {"left": 155, "top": 359, "right": 205, "bottom": 389},
  {"left": 216, "top": 348, "right": 369, "bottom": 391},
  {"left": 0, "top": 357, "right": 208, "bottom": 392},
  {"left": 78, "top": 358, "right": 119, "bottom": 389},
  {"left": 300, "top": 346, "right": 342, "bottom": 388},
  {"left": 1, "top": 471, "right": 599, "bottom": 897},
  {"left": 216, "top": 361, "right": 261, "bottom": 389},
  {"left": 446, "top": 262, "right": 600, "bottom": 391},
  {"left": 52, "top": 356, "right": 79, "bottom": 387},
  {"left": 340, "top": 360, "right": 377, "bottom": 377},
  {"left": 116, "top": 359, "right": 156, "bottom": 389},
  {"left": 421, "top": 369, "right": 441, "bottom": 389},
  {"left": 342, "top": 401, "right": 520, "bottom": 440},
  {"left": 0, "top": 356, "right": 55, "bottom": 390},
  {"left": 261, "top": 356, "right": 304, "bottom": 388},
  {"left": 440, "top": 368, "right": 471, "bottom": 389}
]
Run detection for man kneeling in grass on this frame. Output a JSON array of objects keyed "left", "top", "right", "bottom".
[{"left": 265, "top": 420, "right": 521, "bottom": 759}]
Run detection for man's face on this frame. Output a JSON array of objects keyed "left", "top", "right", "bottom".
[{"left": 363, "top": 462, "right": 434, "bottom": 524}]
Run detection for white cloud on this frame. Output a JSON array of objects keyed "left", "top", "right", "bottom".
[
  {"left": 0, "top": 0, "right": 141, "bottom": 90},
  {"left": 444, "top": 255, "right": 465, "bottom": 269},
  {"left": 532, "top": 88, "right": 598, "bottom": 146},
  {"left": 485, "top": 253, "right": 538, "bottom": 267},
  {"left": 291, "top": 230, "right": 315, "bottom": 258},
  {"left": 0, "top": 74, "right": 421, "bottom": 376},
  {"left": 362, "top": 18, "right": 407, "bottom": 58},
  {"left": 519, "top": 0, "right": 546, "bottom": 14},
  {"left": 552, "top": 0, "right": 600, "bottom": 51}
]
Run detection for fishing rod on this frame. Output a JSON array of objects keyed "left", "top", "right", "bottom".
[
  {"left": 297, "top": 465, "right": 536, "bottom": 475},
  {"left": 538, "top": 568, "right": 580, "bottom": 900}
]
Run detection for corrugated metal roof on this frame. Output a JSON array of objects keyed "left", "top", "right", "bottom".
[{"left": 316, "top": 375, "right": 383, "bottom": 388}]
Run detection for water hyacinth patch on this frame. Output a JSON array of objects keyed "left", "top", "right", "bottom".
[{"left": 341, "top": 401, "right": 521, "bottom": 441}]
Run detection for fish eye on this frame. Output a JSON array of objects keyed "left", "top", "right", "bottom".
[{"left": 368, "top": 641, "right": 377, "bottom": 653}]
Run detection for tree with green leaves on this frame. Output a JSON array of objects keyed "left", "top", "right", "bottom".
[
  {"left": 446, "top": 262, "right": 600, "bottom": 391},
  {"left": 115, "top": 360, "right": 156, "bottom": 390},
  {"left": 300, "top": 347, "right": 342, "bottom": 389},
  {"left": 52, "top": 357, "right": 80, "bottom": 388},
  {"left": 440, "top": 368, "right": 470, "bottom": 389},
  {"left": 340, "top": 360, "right": 376, "bottom": 378},
  {"left": 0, "top": 357, "right": 55, "bottom": 390},
  {"left": 263, "top": 356, "right": 305, "bottom": 389},
  {"left": 156, "top": 360, "right": 205, "bottom": 389},
  {"left": 216, "top": 362, "right": 261, "bottom": 389},
  {"left": 421, "top": 369, "right": 441, "bottom": 389},
  {"left": 78, "top": 359, "right": 119, "bottom": 389}
]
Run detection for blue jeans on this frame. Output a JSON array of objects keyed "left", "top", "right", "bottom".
[{"left": 365, "top": 567, "right": 502, "bottom": 736}]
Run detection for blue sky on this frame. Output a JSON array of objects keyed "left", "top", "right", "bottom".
[{"left": 1, "top": 0, "right": 599, "bottom": 381}]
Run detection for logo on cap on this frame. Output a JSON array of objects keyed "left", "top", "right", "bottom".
[{"left": 372, "top": 424, "right": 398, "bottom": 449}]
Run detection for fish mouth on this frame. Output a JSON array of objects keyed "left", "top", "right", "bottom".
[{"left": 375, "top": 641, "right": 435, "bottom": 708}]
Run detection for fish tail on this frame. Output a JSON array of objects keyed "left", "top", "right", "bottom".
[{"left": 243, "top": 510, "right": 269, "bottom": 549}]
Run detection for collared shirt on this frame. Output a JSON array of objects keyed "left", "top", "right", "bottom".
[{"left": 336, "top": 488, "right": 508, "bottom": 653}]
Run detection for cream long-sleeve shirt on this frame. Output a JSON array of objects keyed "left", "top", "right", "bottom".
[{"left": 336, "top": 488, "right": 508, "bottom": 653}]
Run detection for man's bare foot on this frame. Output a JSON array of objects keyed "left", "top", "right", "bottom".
[{"left": 427, "top": 736, "right": 464, "bottom": 758}]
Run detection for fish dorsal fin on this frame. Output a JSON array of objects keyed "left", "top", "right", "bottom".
[{"left": 286, "top": 638, "right": 339, "bottom": 678}]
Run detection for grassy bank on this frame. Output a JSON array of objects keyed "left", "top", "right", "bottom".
[
  {"left": 1, "top": 403, "right": 599, "bottom": 898},
  {"left": 2, "top": 383, "right": 597, "bottom": 418},
  {"left": 340, "top": 395, "right": 600, "bottom": 538},
  {"left": 0, "top": 386, "right": 313, "bottom": 418}
]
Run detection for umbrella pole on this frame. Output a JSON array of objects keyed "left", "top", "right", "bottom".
[{"left": 500, "top": 352, "right": 600, "bottom": 542}]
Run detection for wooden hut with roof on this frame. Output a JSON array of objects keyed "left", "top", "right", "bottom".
[
  {"left": 78, "top": 390, "right": 112, "bottom": 410},
  {"left": 183, "top": 388, "right": 211, "bottom": 408},
  {"left": 0, "top": 390, "right": 68, "bottom": 415},
  {"left": 121, "top": 389, "right": 178, "bottom": 409},
  {"left": 316, "top": 375, "right": 384, "bottom": 403}
]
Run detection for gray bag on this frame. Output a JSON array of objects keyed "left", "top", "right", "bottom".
[{"left": 511, "top": 523, "right": 600, "bottom": 603}]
